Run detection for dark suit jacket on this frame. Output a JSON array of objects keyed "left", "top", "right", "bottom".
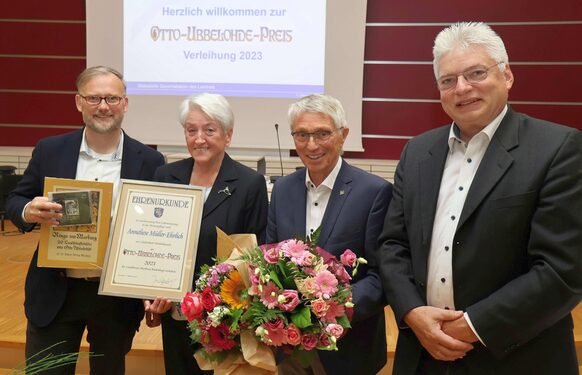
[
  {"left": 6, "top": 128, "right": 165, "bottom": 328},
  {"left": 267, "top": 160, "right": 393, "bottom": 375},
  {"left": 153, "top": 153, "right": 268, "bottom": 278},
  {"left": 379, "top": 108, "right": 582, "bottom": 374}
]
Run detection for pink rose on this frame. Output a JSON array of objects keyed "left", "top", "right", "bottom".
[
  {"left": 263, "top": 246, "right": 280, "bottom": 264},
  {"left": 301, "top": 333, "right": 318, "bottom": 351},
  {"left": 265, "top": 317, "right": 285, "bottom": 330},
  {"left": 302, "top": 252, "right": 317, "bottom": 266},
  {"left": 181, "top": 292, "right": 204, "bottom": 321},
  {"left": 311, "top": 299, "right": 329, "bottom": 318},
  {"left": 286, "top": 324, "right": 302, "bottom": 346},
  {"left": 340, "top": 249, "right": 357, "bottom": 267},
  {"left": 264, "top": 318, "right": 287, "bottom": 346},
  {"left": 201, "top": 287, "right": 221, "bottom": 311},
  {"left": 300, "top": 277, "right": 318, "bottom": 297},
  {"left": 325, "top": 323, "right": 344, "bottom": 338},
  {"left": 278, "top": 290, "right": 300, "bottom": 312},
  {"left": 318, "top": 331, "right": 331, "bottom": 347}
]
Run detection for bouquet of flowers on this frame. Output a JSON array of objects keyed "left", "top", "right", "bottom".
[
  {"left": 240, "top": 234, "right": 365, "bottom": 364},
  {"left": 180, "top": 229, "right": 365, "bottom": 372},
  {"left": 181, "top": 261, "right": 249, "bottom": 362}
]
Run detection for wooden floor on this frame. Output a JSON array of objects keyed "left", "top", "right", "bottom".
[
  {"left": 0, "top": 220, "right": 580, "bottom": 374},
  {"left": 0, "top": 222, "right": 165, "bottom": 374}
]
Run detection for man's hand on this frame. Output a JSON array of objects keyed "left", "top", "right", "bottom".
[
  {"left": 404, "top": 306, "right": 474, "bottom": 361},
  {"left": 144, "top": 298, "right": 174, "bottom": 314},
  {"left": 442, "top": 315, "right": 479, "bottom": 343},
  {"left": 24, "top": 197, "right": 62, "bottom": 225}
]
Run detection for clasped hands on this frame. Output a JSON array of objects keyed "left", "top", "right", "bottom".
[{"left": 404, "top": 305, "right": 478, "bottom": 361}]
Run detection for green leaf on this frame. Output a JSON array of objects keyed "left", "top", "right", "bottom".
[
  {"left": 336, "top": 315, "right": 351, "bottom": 329},
  {"left": 290, "top": 306, "right": 312, "bottom": 329},
  {"left": 309, "top": 227, "right": 321, "bottom": 246},
  {"left": 229, "top": 308, "right": 244, "bottom": 332},
  {"left": 269, "top": 270, "right": 283, "bottom": 289}
]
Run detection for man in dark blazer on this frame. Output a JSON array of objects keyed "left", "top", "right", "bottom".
[
  {"left": 7, "top": 66, "right": 165, "bottom": 375},
  {"left": 378, "top": 22, "right": 582, "bottom": 374},
  {"left": 267, "top": 94, "right": 393, "bottom": 375}
]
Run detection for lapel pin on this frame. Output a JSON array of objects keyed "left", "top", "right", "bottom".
[
  {"left": 339, "top": 190, "right": 345, "bottom": 196},
  {"left": 218, "top": 186, "right": 231, "bottom": 196}
]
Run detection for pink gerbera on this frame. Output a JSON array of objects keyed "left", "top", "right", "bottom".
[
  {"left": 313, "top": 270, "right": 338, "bottom": 299},
  {"left": 280, "top": 240, "right": 309, "bottom": 265},
  {"left": 260, "top": 281, "right": 280, "bottom": 309},
  {"left": 323, "top": 300, "right": 346, "bottom": 323}
]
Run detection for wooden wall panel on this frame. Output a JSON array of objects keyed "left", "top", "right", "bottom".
[
  {"left": 0, "top": 93, "right": 82, "bottom": 125},
  {"left": 365, "top": 24, "right": 582, "bottom": 62},
  {"left": 367, "top": 0, "right": 582, "bottom": 23},
  {"left": 364, "top": 64, "right": 438, "bottom": 100},
  {"left": 1, "top": 0, "right": 581, "bottom": 161},
  {"left": 363, "top": 101, "right": 582, "bottom": 137},
  {"left": 0, "top": 126, "right": 79, "bottom": 147},
  {"left": 344, "top": 138, "right": 408, "bottom": 160},
  {"left": 0, "top": 22, "right": 85, "bottom": 56},
  {"left": 0, "top": 0, "right": 84, "bottom": 20},
  {"left": 363, "top": 101, "right": 448, "bottom": 136},
  {"left": 510, "top": 104, "right": 582, "bottom": 130},
  {"left": 0, "top": 58, "right": 85, "bottom": 91},
  {"left": 364, "top": 64, "right": 582, "bottom": 102}
]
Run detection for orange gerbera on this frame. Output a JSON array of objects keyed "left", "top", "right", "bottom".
[{"left": 220, "top": 270, "right": 249, "bottom": 309}]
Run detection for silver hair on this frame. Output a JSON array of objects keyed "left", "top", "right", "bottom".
[
  {"left": 432, "top": 22, "right": 509, "bottom": 78},
  {"left": 76, "top": 66, "right": 126, "bottom": 94},
  {"left": 288, "top": 94, "right": 347, "bottom": 131},
  {"left": 178, "top": 93, "right": 234, "bottom": 132}
]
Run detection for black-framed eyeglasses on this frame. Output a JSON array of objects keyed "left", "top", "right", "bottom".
[
  {"left": 79, "top": 94, "right": 125, "bottom": 106},
  {"left": 436, "top": 62, "right": 505, "bottom": 91},
  {"left": 291, "top": 127, "right": 343, "bottom": 144}
]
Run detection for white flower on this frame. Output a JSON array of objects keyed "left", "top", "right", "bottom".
[{"left": 208, "top": 306, "right": 229, "bottom": 327}]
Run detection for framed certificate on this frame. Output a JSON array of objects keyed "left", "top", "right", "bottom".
[
  {"left": 38, "top": 177, "right": 113, "bottom": 269},
  {"left": 99, "top": 179, "right": 204, "bottom": 301}
]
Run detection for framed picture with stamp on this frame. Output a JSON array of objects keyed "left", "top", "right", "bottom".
[
  {"left": 38, "top": 177, "right": 113, "bottom": 269},
  {"left": 99, "top": 179, "right": 204, "bottom": 301}
]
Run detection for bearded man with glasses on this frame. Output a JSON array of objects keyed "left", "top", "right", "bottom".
[
  {"left": 6, "top": 66, "right": 165, "bottom": 374},
  {"left": 266, "top": 93, "right": 393, "bottom": 375},
  {"left": 378, "top": 22, "right": 582, "bottom": 374}
]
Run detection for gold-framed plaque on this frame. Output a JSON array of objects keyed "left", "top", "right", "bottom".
[
  {"left": 38, "top": 177, "right": 113, "bottom": 269},
  {"left": 99, "top": 179, "right": 204, "bottom": 301}
]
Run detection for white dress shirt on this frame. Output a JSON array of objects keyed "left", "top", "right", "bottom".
[
  {"left": 305, "top": 157, "right": 342, "bottom": 237},
  {"left": 427, "top": 106, "right": 508, "bottom": 343},
  {"left": 67, "top": 129, "right": 124, "bottom": 278}
]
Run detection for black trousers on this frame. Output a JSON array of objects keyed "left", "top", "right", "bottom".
[
  {"left": 160, "top": 312, "right": 211, "bottom": 375},
  {"left": 25, "top": 278, "right": 137, "bottom": 375}
]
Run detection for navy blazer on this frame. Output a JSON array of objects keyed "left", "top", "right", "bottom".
[
  {"left": 379, "top": 108, "right": 582, "bottom": 374},
  {"left": 267, "top": 160, "right": 393, "bottom": 375},
  {"left": 153, "top": 153, "right": 268, "bottom": 278},
  {"left": 6, "top": 128, "right": 165, "bottom": 328}
]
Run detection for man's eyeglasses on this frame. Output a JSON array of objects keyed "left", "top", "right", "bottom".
[
  {"left": 79, "top": 95, "right": 125, "bottom": 106},
  {"left": 291, "top": 127, "right": 343, "bottom": 144},
  {"left": 436, "top": 62, "right": 505, "bottom": 91}
]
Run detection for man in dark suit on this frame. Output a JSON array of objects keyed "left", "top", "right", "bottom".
[
  {"left": 267, "top": 94, "right": 393, "bottom": 375},
  {"left": 7, "top": 66, "right": 165, "bottom": 374},
  {"left": 378, "top": 22, "right": 582, "bottom": 374}
]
